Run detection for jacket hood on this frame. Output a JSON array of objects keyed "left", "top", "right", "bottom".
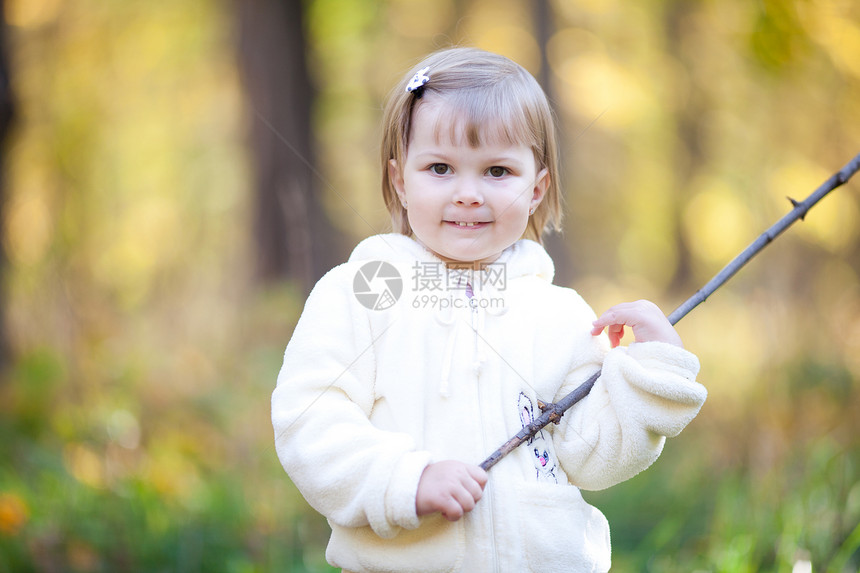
[{"left": 348, "top": 233, "right": 556, "bottom": 284}]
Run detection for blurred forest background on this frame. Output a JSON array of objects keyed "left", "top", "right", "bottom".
[{"left": 0, "top": 0, "right": 859, "bottom": 571}]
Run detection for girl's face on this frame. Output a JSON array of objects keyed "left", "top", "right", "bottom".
[{"left": 389, "top": 98, "right": 548, "bottom": 267}]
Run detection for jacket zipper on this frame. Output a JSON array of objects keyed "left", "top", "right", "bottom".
[{"left": 470, "top": 286, "right": 500, "bottom": 573}]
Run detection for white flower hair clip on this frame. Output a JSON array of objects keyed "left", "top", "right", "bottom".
[{"left": 405, "top": 66, "right": 431, "bottom": 97}]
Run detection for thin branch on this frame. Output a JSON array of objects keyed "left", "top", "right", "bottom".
[
  {"left": 480, "top": 151, "right": 860, "bottom": 472},
  {"left": 667, "top": 151, "right": 860, "bottom": 325}
]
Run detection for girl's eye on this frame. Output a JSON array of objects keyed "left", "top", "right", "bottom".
[
  {"left": 488, "top": 166, "right": 508, "bottom": 178},
  {"left": 430, "top": 163, "right": 450, "bottom": 175}
]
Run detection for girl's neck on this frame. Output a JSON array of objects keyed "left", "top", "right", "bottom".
[{"left": 412, "top": 236, "right": 504, "bottom": 270}]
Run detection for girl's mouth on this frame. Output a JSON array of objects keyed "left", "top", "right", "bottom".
[{"left": 447, "top": 221, "right": 489, "bottom": 228}]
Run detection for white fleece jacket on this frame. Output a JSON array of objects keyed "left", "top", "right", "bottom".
[{"left": 272, "top": 234, "right": 706, "bottom": 573}]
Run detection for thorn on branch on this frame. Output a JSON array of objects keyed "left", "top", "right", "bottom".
[
  {"left": 787, "top": 196, "right": 806, "bottom": 220},
  {"left": 537, "top": 400, "right": 563, "bottom": 425}
]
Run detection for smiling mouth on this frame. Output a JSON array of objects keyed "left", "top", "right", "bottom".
[{"left": 448, "top": 221, "right": 489, "bottom": 227}]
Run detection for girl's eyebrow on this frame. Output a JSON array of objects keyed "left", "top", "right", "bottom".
[
  {"left": 411, "top": 150, "right": 454, "bottom": 161},
  {"left": 484, "top": 153, "right": 526, "bottom": 164}
]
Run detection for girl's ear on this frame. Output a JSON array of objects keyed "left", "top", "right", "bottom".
[
  {"left": 388, "top": 159, "right": 407, "bottom": 205},
  {"left": 530, "top": 168, "right": 550, "bottom": 211}
]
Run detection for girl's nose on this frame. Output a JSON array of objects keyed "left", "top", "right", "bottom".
[{"left": 453, "top": 181, "right": 484, "bottom": 206}]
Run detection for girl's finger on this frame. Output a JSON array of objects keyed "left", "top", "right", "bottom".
[
  {"left": 466, "top": 465, "right": 489, "bottom": 488},
  {"left": 451, "top": 487, "right": 477, "bottom": 513}
]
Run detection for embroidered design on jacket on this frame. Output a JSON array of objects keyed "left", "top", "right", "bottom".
[{"left": 517, "top": 392, "right": 558, "bottom": 483}]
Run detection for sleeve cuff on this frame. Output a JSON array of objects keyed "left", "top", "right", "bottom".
[
  {"left": 383, "top": 450, "right": 434, "bottom": 532},
  {"left": 626, "top": 340, "right": 700, "bottom": 381},
  {"left": 609, "top": 341, "right": 707, "bottom": 433}
]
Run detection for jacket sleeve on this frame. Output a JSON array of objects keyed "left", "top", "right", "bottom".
[
  {"left": 552, "top": 331, "right": 707, "bottom": 491},
  {"left": 271, "top": 265, "right": 432, "bottom": 538}
]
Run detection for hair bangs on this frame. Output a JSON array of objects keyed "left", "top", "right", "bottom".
[{"left": 430, "top": 85, "right": 538, "bottom": 153}]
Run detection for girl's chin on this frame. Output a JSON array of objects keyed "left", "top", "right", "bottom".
[
  {"left": 412, "top": 236, "right": 505, "bottom": 266},
  {"left": 431, "top": 248, "right": 502, "bottom": 267}
]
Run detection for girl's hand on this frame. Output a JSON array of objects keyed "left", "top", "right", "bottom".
[
  {"left": 416, "top": 461, "right": 488, "bottom": 521},
  {"left": 590, "top": 300, "right": 683, "bottom": 348}
]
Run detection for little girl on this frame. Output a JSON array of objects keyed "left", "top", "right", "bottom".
[{"left": 272, "top": 47, "right": 706, "bottom": 572}]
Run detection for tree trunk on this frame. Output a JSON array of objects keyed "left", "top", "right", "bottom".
[
  {"left": 664, "top": 1, "right": 700, "bottom": 294},
  {"left": 533, "top": 0, "right": 575, "bottom": 285},
  {"left": 0, "top": 0, "right": 15, "bottom": 368},
  {"left": 236, "top": 0, "right": 344, "bottom": 292}
]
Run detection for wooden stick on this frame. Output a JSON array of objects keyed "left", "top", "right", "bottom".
[{"left": 480, "top": 151, "right": 860, "bottom": 472}]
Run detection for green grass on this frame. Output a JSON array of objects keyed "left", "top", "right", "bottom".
[{"left": 1, "top": 335, "right": 857, "bottom": 572}]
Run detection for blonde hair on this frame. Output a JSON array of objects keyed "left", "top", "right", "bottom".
[{"left": 380, "top": 47, "right": 562, "bottom": 242}]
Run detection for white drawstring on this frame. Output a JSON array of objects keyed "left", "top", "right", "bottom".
[
  {"left": 439, "top": 325, "right": 457, "bottom": 398},
  {"left": 434, "top": 268, "right": 510, "bottom": 397}
]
